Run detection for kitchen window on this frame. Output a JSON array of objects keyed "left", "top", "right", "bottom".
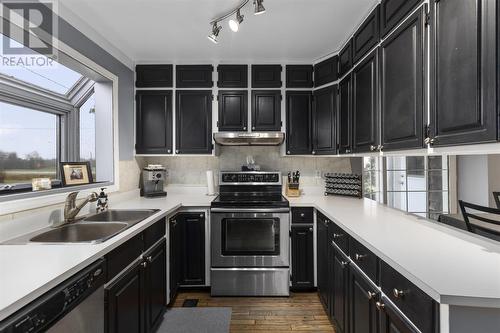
[{"left": 363, "top": 156, "right": 450, "bottom": 220}]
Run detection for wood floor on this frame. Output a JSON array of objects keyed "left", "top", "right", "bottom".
[{"left": 172, "top": 291, "right": 335, "bottom": 333}]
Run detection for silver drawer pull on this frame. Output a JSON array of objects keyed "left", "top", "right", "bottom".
[
  {"left": 333, "top": 233, "right": 344, "bottom": 239},
  {"left": 367, "top": 291, "right": 376, "bottom": 300},
  {"left": 300, "top": 213, "right": 305, "bottom": 217},
  {"left": 393, "top": 288, "right": 405, "bottom": 298},
  {"left": 340, "top": 261, "right": 349, "bottom": 268},
  {"left": 354, "top": 253, "right": 367, "bottom": 261},
  {"left": 376, "top": 301, "right": 385, "bottom": 310},
  {"left": 146, "top": 256, "right": 153, "bottom": 263}
]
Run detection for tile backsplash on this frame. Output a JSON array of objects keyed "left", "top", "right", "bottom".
[{"left": 137, "top": 146, "right": 361, "bottom": 185}]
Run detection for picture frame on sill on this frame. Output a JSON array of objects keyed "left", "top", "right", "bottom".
[{"left": 60, "top": 162, "right": 93, "bottom": 187}]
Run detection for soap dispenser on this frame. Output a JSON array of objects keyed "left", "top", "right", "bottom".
[{"left": 96, "top": 188, "right": 108, "bottom": 213}]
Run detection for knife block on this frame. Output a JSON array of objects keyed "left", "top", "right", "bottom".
[{"left": 286, "top": 182, "right": 300, "bottom": 197}]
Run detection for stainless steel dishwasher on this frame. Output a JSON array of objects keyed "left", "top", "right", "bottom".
[{"left": 0, "top": 259, "right": 106, "bottom": 333}]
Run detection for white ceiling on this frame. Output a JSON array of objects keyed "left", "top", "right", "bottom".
[{"left": 60, "top": 0, "right": 378, "bottom": 64}]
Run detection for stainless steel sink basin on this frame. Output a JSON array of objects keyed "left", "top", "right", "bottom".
[
  {"left": 29, "top": 222, "right": 128, "bottom": 243},
  {"left": 83, "top": 209, "right": 158, "bottom": 223}
]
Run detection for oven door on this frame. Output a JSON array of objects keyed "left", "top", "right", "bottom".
[{"left": 211, "top": 208, "right": 290, "bottom": 267}]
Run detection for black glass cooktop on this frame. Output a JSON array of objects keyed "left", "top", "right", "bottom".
[{"left": 211, "top": 193, "right": 289, "bottom": 208}]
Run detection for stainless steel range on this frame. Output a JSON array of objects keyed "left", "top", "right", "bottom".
[{"left": 210, "top": 171, "right": 290, "bottom": 296}]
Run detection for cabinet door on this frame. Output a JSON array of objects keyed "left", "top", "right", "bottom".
[
  {"left": 106, "top": 262, "right": 145, "bottom": 333},
  {"left": 136, "top": 65, "right": 172, "bottom": 88},
  {"left": 251, "top": 90, "right": 282, "bottom": 131},
  {"left": 179, "top": 213, "right": 206, "bottom": 285},
  {"left": 286, "top": 91, "right": 312, "bottom": 155},
  {"left": 338, "top": 40, "right": 353, "bottom": 78},
  {"left": 316, "top": 214, "right": 329, "bottom": 307},
  {"left": 378, "top": 298, "right": 420, "bottom": 333},
  {"left": 380, "top": 0, "right": 423, "bottom": 37},
  {"left": 218, "top": 90, "right": 248, "bottom": 131},
  {"left": 430, "top": 0, "right": 497, "bottom": 146},
  {"left": 291, "top": 225, "right": 314, "bottom": 290},
  {"left": 144, "top": 240, "right": 166, "bottom": 333},
  {"left": 252, "top": 65, "right": 282, "bottom": 88},
  {"left": 286, "top": 65, "right": 313, "bottom": 88},
  {"left": 135, "top": 90, "right": 173, "bottom": 154},
  {"left": 169, "top": 217, "right": 181, "bottom": 302},
  {"left": 349, "top": 267, "right": 378, "bottom": 333},
  {"left": 176, "top": 65, "right": 213, "bottom": 88},
  {"left": 380, "top": 8, "right": 425, "bottom": 151},
  {"left": 314, "top": 56, "right": 338, "bottom": 87},
  {"left": 217, "top": 65, "right": 248, "bottom": 88},
  {"left": 175, "top": 90, "right": 212, "bottom": 154},
  {"left": 338, "top": 75, "right": 352, "bottom": 154},
  {"left": 331, "top": 248, "right": 349, "bottom": 333},
  {"left": 353, "top": 5, "right": 380, "bottom": 63},
  {"left": 313, "top": 85, "right": 337, "bottom": 155},
  {"left": 352, "top": 49, "right": 379, "bottom": 153}
]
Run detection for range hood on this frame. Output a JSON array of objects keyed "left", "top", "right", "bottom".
[{"left": 213, "top": 132, "right": 285, "bottom": 146}]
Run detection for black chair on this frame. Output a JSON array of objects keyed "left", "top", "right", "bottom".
[
  {"left": 459, "top": 200, "right": 500, "bottom": 239},
  {"left": 494, "top": 192, "right": 500, "bottom": 209}
]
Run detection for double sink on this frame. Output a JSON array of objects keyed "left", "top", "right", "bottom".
[{"left": 5, "top": 209, "right": 159, "bottom": 244}]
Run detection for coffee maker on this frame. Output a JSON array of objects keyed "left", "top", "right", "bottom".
[{"left": 141, "top": 165, "right": 167, "bottom": 197}]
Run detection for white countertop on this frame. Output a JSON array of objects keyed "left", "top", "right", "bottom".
[{"left": 1, "top": 186, "right": 500, "bottom": 321}]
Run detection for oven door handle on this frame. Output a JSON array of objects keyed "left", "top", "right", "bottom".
[{"left": 210, "top": 208, "right": 290, "bottom": 213}]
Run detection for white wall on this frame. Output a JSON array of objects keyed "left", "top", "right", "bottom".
[{"left": 457, "top": 155, "right": 490, "bottom": 206}]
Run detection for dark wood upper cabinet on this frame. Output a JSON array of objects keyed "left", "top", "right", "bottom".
[
  {"left": 314, "top": 56, "right": 338, "bottom": 87},
  {"left": 353, "top": 5, "right": 380, "bottom": 63},
  {"left": 135, "top": 90, "right": 172, "bottom": 154},
  {"left": 252, "top": 65, "right": 282, "bottom": 88},
  {"left": 251, "top": 90, "right": 282, "bottom": 131},
  {"left": 338, "top": 75, "right": 352, "bottom": 154},
  {"left": 338, "top": 40, "right": 353, "bottom": 78},
  {"left": 176, "top": 65, "right": 213, "bottom": 88},
  {"left": 175, "top": 90, "right": 212, "bottom": 154},
  {"left": 136, "top": 64, "right": 173, "bottom": 88},
  {"left": 291, "top": 225, "right": 314, "bottom": 290},
  {"left": 313, "top": 85, "right": 337, "bottom": 155},
  {"left": 352, "top": 49, "right": 379, "bottom": 153},
  {"left": 217, "top": 65, "right": 248, "bottom": 88},
  {"left": 380, "top": 0, "right": 423, "bottom": 37},
  {"left": 286, "top": 65, "right": 313, "bottom": 88},
  {"left": 286, "top": 91, "right": 312, "bottom": 155},
  {"left": 380, "top": 8, "right": 425, "bottom": 151},
  {"left": 430, "top": 0, "right": 497, "bottom": 146},
  {"left": 218, "top": 90, "right": 248, "bottom": 132}
]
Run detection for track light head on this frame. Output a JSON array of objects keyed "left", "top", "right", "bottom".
[
  {"left": 254, "top": 0, "right": 266, "bottom": 15},
  {"left": 229, "top": 9, "right": 244, "bottom": 32},
  {"left": 207, "top": 22, "right": 222, "bottom": 43}
]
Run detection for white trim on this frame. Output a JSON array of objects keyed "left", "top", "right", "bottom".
[{"left": 0, "top": 24, "right": 120, "bottom": 216}]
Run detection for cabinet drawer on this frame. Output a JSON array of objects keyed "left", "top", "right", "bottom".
[
  {"left": 329, "top": 222, "right": 349, "bottom": 254},
  {"left": 352, "top": 5, "right": 380, "bottom": 63},
  {"left": 349, "top": 238, "right": 378, "bottom": 283},
  {"left": 291, "top": 207, "right": 314, "bottom": 224},
  {"left": 136, "top": 64, "right": 173, "bottom": 88},
  {"left": 380, "top": 261, "right": 436, "bottom": 333},
  {"left": 106, "top": 234, "right": 143, "bottom": 282},
  {"left": 143, "top": 218, "right": 166, "bottom": 250}
]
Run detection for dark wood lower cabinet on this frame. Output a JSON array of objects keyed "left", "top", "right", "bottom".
[
  {"left": 349, "top": 267, "right": 378, "bottom": 333},
  {"left": 291, "top": 225, "right": 314, "bottom": 290},
  {"left": 169, "top": 217, "right": 181, "bottom": 302},
  {"left": 378, "top": 298, "right": 420, "bottom": 333},
  {"left": 106, "top": 261, "right": 145, "bottom": 333},
  {"left": 331, "top": 246, "right": 349, "bottom": 333},
  {"left": 106, "top": 239, "right": 166, "bottom": 333},
  {"left": 317, "top": 214, "right": 330, "bottom": 306}
]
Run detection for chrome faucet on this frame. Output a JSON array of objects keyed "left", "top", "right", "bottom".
[{"left": 63, "top": 191, "right": 99, "bottom": 224}]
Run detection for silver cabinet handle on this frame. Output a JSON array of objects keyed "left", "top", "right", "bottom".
[
  {"left": 393, "top": 288, "right": 405, "bottom": 298},
  {"left": 340, "top": 261, "right": 349, "bottom": 268},
  {"left": 312, "top": 150, "right": 316, "bottom": 155},
  {"left": 141, "top": 261, "right": 147, "bottom": 268},
  {"left": 376, "top": 301, "right": 385, "bottom": 310},
  {"left": 300, "top": 213, "right": 305, "bottom": 217},
  {"left": 378, "top": 145, "right": 384, "bottom": 151},
  {"left": 243, "top": 126, "right": 247, "bottom": 130},
  {"left": 175, "top": 150, "right": 179, "bottom": 154},
  {"left": 308, "top": 227, "right": 313, "bottom": 232},
  {"left": 146, "top": 256, "right": 153, "bottom": 263},
  {"left": 367, "top": 291, "right": 376, "bottom": 300},
  {"left": 252, "top": 126, "right": 256, "bottom": 130},
  {"left": 370, "top": 145, "right": 377, "bottom": 151},
  {"left": 167, "top": 149, "right": 171, "bottom": 153},
  {"left": 287, "top": 151, "right": 291, "bottom": 154},
  {"left": 354, "top": 253, "right": 367, "bottom": 261},
  {"left": 333, "top": 233, "right": 344, "bottom": 239}
]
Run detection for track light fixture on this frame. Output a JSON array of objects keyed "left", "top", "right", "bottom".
[
  {"left": 207, "top": 22, "right": 222, "bottom": 44},
  {"left": 208, "top": 0, "right": 266, "bottom": 43},
  {"left": 229, "top": 9, "right": 244, "bottom": 32},
  {"left": 254, "top": 0, "right": 266, "bottom": 15}
]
